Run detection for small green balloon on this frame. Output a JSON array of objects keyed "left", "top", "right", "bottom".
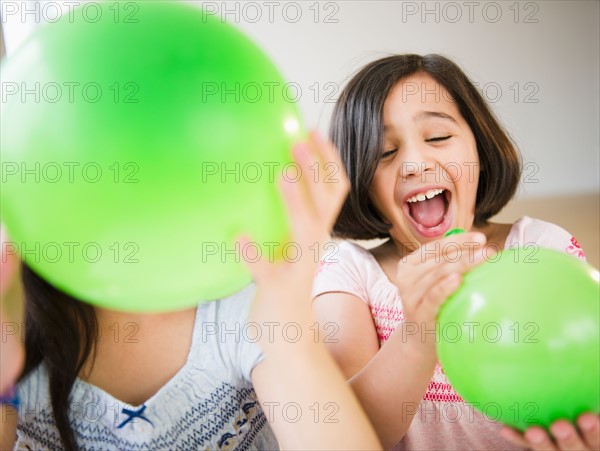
[
  {"left": 0, "top": 2, "right": 303, "bottom": 311},
  {"left": 444, "top": 228, "right": 466, "bottom": 237},
  {"left": 437, "top": 248, "right": 600, "bottom": 430}
]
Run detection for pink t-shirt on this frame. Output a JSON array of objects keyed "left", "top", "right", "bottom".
[{"left": 312, "top": 217, "right": 586, "bottom": 451}]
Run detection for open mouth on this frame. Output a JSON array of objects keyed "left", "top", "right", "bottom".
[{"left": 403, "top": 188, "right": 452, "bottom": 238}]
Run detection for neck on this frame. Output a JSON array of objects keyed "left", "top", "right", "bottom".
[
  {"left": 80, "top": 306, "right": 197, "bottom": 405},
  {"left": 93, "top": 306, "right": 182, "bottom": 326}
]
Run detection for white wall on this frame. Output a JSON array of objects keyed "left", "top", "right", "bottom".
[{"left": 2, "top": 0, "right": 599, "bottom": 199}]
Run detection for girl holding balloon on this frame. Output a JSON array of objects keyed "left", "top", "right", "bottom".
[
  {"left": 0, "top": 135, "right": 382, "bottom": 450},
  {"left": 311, "top": 53, "right": 599, "bottom": 450}
]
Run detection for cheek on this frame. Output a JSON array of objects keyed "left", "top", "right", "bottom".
[
  {"left": 369, "top": 182, "right": 386, "bottom": 214},
  {"left": 444, "top": 142, "right": 479, "bottom": 186},
  {"left": 457, "top": 162, "right": 480, "bottom": 191},
  {"left": 462, "top": 147, "right": 480, "bottom": 193},
  {"left": 443, "top": 162, "right": 465, "bottom": 183},
  {"left": 370, "top": 171, "right": 396, "bottom": 217},
  {"left": 458, "top": 163, "right": 480, "bottom": 217}
]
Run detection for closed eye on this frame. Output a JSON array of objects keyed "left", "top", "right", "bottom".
[
  {"left": 426, "top": 136, "right": 451, "bottom": 143},
  {"left": 381, "top": 148, "right": 398, "bottom": 159}
]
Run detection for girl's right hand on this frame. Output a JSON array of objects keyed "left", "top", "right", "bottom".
[
  {"left": 242, "top": 132, "right": 351, "bottom": 330},
  {"left": 393, "top": 232, "right": 490, "bottom": 350},
  {"left": 0, "top": 227, "right": 25, "bottom": 396}
]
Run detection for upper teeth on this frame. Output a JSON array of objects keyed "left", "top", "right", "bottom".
[{"left": 407, "top": 189, "right": 444, "bottom": 203}]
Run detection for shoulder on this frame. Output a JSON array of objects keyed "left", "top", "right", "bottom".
[
  {"left": 192, "top": 283, "right": 256, "bottom": 360},
  {"left": 329, "top": 240, "right": 373, "bottom": 259},
  {"left": 15, "top": 364, "right": 63, "bottom": 449},
  {"left": 506, "top": 216, "right": 586, "bottom": 260},
  {"left": 312, "top": 240, "right": 386, "bottom": 304},
  {"left": 199, "top": 283, "right": 256, "bottom": 324},
  {"left": 194, "top": 284, "right": 265, "bottom": 383},
  {"left": 16, "top": 364, "right": 51, "bottom": 422},
  {"left": 317, "top": 240, "right": 377, "bottom": 274},
  {"left": 193, "top": 283, "right": 257, "bottom": 354}
]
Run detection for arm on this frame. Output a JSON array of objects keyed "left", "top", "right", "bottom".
[
  {"left": 312, "top": 293, "right": 379, "bottom": 379},
  {"left": 251, "top": 314, "right": 380, "bottom": 450},
  {"left": 313, "top": 234, "right": 490, "bottom": 449},
  {"left": 247, "top": 133, "right": 381, "bottom": 450},
  {"left": 313, "top": 292, "right": 435, "bottom": 449},
  {"left": 0, "top": 228, "right": 25, "bottom": 450}
]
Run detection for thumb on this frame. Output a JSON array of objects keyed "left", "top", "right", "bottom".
[
  {"left": 423, "top": 272, "right": 462, "bottom": 321},
  {"left": 236, "top": 236, "right": 272, "bottom": 285}
]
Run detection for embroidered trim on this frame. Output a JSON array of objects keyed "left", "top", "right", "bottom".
[
  {"left": 424, "top": 381, "right": 464, "bottom": 403},
  {"left": 566, "top": 236, "right": 585, "bottom": 259}
]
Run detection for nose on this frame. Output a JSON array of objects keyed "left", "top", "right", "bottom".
[{"left": 397, "top": 141, "right": 435, "bottom": 179}]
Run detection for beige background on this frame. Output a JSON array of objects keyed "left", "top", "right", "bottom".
[{"left": 493, "top": 193, "right": 599, "bottom": 269}]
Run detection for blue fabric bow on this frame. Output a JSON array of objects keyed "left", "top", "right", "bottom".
[{"left": 117, "top": 405, "right": 154, "bottom": 429}]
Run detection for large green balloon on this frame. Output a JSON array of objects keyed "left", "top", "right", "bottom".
[
  {"left": 437, "top": 248, "right": 600, "bottom": 430},
  {"left": 1, "top": 2, "right": 303, "bottom": 311}
]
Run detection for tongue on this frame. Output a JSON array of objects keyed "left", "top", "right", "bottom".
[{"left": 408, "top": 195, "right": 446, "bottom": 228}]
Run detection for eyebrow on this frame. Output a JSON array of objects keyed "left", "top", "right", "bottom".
[
  {"left": 383, "top": 110, "right": 459, "bottom": 132},
  {"left": 415, "top": 111, "right": 458, "bottom": 123}
]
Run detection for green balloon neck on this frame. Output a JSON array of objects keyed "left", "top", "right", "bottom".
[{"left": 444, "top": 228, "right": 466, "bottom": 237}]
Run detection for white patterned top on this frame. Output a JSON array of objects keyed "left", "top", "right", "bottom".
[{"left": 15, "top": 284, "right": 279, "bottom": 451}]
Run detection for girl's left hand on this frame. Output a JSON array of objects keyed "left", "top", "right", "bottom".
[{"left": 500, "top": 413, "right": 600, "bottom": 450}]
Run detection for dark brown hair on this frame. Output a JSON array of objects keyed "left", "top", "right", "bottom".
[
  {"left": 330, "top": 54, "right": 522, "bottom": 239},
  {"left": 20, "top": 264, "right": 98, "bottom": 451}
]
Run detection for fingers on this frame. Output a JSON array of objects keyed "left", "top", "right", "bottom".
[
  {"left": 238, "top": 171, "right": 319, "bottom": 284},
  {"left": 500, "top": 417, "right": 600, "bottom": 451},
  {"left": 402, "top": 232, "right": 488, "bottom": 269},
  {"left": 500, "top": 426, "right": 532, "bottom": 448},
  {"left": 396, "top": 232, "right": 487, "bottom": 307},
  {"left": 523, "top": 427, "right": 559, "bottom": 451},
  {"left": 424, "top": 272, "right": 462, "bottom": 308},
  {"left": 236, "top": 236, "right": 270, "bottom": 285},
  {"left": 279, "top": 132, "right": 349, "bottom": 252},
  {"left": 550, "top": 420, "right": 589, "bottom": 451},
  {"left": 278, "top": 164, "right": 320, "bottom": 251},
  {"left": 500, "top": 426, "right": 558, "bottom": 450},
  {"left": 239, "top": 131, "right": 348, "bottom": 282},
  {"left": 309, "top": 130, "right": 350, "bottom": 198},
  {"left": 578, "top": 414, "right": 600, "bottom": 450},
  {"left": 418, "top": 272, "right": 462, "bottom": 322},
  {"left": 395, "top": 232, "right": 495, "bottom": 326},
  {"left": 302, "top": 132, "right": 350, "bottom": 229}
]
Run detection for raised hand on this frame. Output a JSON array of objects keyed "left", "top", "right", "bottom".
[
  {"left": 242, "top": 131, "right": 350, "bottom": 329},
  {"left": 393, "top": 231, "right": 490, "bottom": 352}
]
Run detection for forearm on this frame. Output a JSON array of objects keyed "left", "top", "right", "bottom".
[
  {"left": 0, "top": 405, "right": 18, "bottom": 450},
  {"left": 348, "top": 323, "right": 437, "bottom": 449},
  {"left": 255, "top": 315, "right": 382, "bottom": 450}
]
